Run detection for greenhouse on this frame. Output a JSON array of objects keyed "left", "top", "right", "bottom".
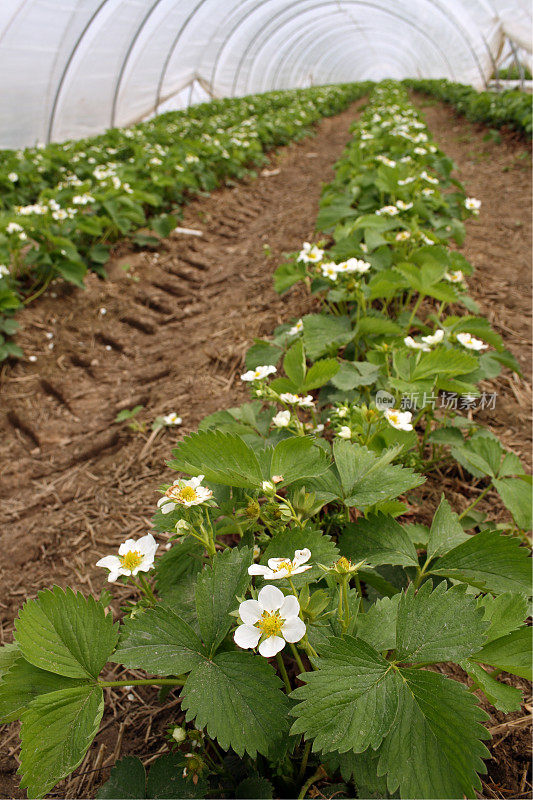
[{"left": 0, "top": 2, "right": 531, "bottom": 799}]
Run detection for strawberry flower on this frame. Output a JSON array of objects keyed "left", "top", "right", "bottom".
[
  {"left": 234, "top": 585, "right": 306, "bottom": 657},
  {"left": 456, "top": 332, "right": 488, "bottom": 351},
  {"left": 248, "top": 548, "right": 312, "bottom": 580},
  {"left": 96, "top": 533, "right": 158, "bottom": 582},
  {"left": 158, "top": 475, "right": 213, "bottom": 513},
  {"left": 241, "top": 365, "right": 277, "bottom": 381},
  {"left": 384, "top": 408, "right": 413, "bottom": 431}
]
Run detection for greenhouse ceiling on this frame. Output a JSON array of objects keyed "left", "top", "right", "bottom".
[{"left": 0, "top": 0, "right": 531, "bottom": 147}]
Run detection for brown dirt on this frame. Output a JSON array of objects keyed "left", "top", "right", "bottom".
[{"left": 0, "top": 97, "right": 531, "bottom": 799}]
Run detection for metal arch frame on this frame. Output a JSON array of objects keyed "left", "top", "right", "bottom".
[
  {"left": 207, "top": 0, "right": 489, "bottom": 96},
  {"left": 231, "top": 1, "right": 457, "bottom": 98},
  {"left": 269, "top": 24, "right": 416, "bottom": 89},
  {"left": 266, "top": 19, "right": 441, "bottom": 92},
  {"left": 46, "top": 0, "right": 111, "bottom": 143}
]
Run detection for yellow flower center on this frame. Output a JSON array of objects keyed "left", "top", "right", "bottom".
[
  {"left": 120, "top": 550, "right": 143, "bottom": 571},
  {"left": 275, "top": 560, "right": 294, "bottom": 574},
  {"left": 177, "top": 486, "right": 198, "bottom": 503},
  {"left": 256, "top": 610, "right": 284, "bottom": 638},
  {"left": 388, "top": 411, "right": 399, "bottom": 423},
  {"left": 336, "top": 557, "right": 351, "bottom": 572}
]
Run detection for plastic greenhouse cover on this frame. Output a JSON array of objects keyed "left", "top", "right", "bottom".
[{"left": 0, "top": 0, "right": 531, "bottom": 148}]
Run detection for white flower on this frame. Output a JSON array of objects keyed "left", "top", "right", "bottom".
[
  {"left": 376, "top": 205, "right": 399, "bottom": 216},
  {"left": 272, "top": 410, "right": 291, "bottom": 427},
  {"left": 157, "top": 475, "right": 213, "bottom": 513},
  {"left": 420, "top": 171, "right": 438, "bottom": 184},
  {"left": 384, "top": 408, "right": 413, "bottom": 432},
  {"left": 360, "top": 242, "right": 368, "bottom": 253},
  {"left": 8, "top": 172, "right": 18, "bottom": 182},
  {"left": 6, "top": 222, "right": 23, "bottom": 233},
  {"left": 321, "top": 261, "right": 338, "bottom": 280},
  {"left": 262, "top": 480, "right": 275, "bottom": 493},
  {"left": 404, "top": 336, "right": 430, "bottom": 352},
  {"left": 398, "top": 176, "right": 415, "bottom": 185},
  {"left": 456, "top": 332, "right": 488, "bottom": 351},
  {"left": 421, "top": 329, "right": 444, "bottom": 345},
  {"left": 313, "top": 423, "right": 325, "bottom": 433},
  {"left": 414, "top": 147, "right": 427, "bottom": 155},
  {"left": 234, "top": 585, "right": 306, "bottom": 658},
  {"left": 399, "top": 156, "right": 412, "bottom": 163},
  {"left": 465, "top": 197, "right": 481, "bottom": 213},
  {"left": 163, "top": 412, "right": 182, "bottom": 426},
  {"left": 395, "top": 231, "right": 411, "bottom": 242},
  {"left": 96, "top": 533, "right": 158, "bottom": 582},
  {"left": 420, "top": 234, "right": 435, "bottom": 245},
  {"left": 280, "top": 393, "right": 314, "bottom": 408},
  {"left": 422, "top": 187, "right": 434, "bottom": 196},
  {"left": 0, "top": 265, "right": 9, "bottom": 277},
  {"left": 253, "top": 544, "right": 261, "bottom": 561},
  {"left": 249, "top": 548, "right": 312, "bottom": 581},
  {"left": 289, "top": 318, "right": 303, "bottom": 335},
  {"left": 444, "top": 270, "right": 464, "bottom": 283},
  {"left": 172, "top": 727, "right": 187, "bottom": 744},
  {"left": 337, "top": 426, "right": 352, "bottom": 439},
  {"left": 241, "top": 364, "right": 277, "bottom": 381},
  {"left": 343, "top": 258, "right": 371, "bottom": 274}
]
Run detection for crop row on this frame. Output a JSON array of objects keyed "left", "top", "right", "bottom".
[
  {"left": 404, "top": 78, "right": 532, "bottom": 138},
  {"left": 0, "top": 81, "right": 370, "bottom": 361},
  {"left": 1, "top": 82, "right": 531, "bottom": 800}
]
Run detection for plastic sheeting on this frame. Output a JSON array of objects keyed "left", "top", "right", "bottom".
[{"left": 0, "top": 0, "right": 531, "bottom": 147}]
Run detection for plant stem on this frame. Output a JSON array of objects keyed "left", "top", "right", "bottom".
[
  {"left": 98, "top": 678, "right": 185, "bottom": 688},
  {"left": 341, "top": 579, "right": 350, "bottom": 631},
  {"left": 407, "top": 294, "right": 424, "bottom": 331},
  {"left": 139, "top": 574, "right": 157, "bottom": 604},
  {"left": 298, "top": 765, "right": 326, "bottom": 799},
  {"left": 458, "top": 484, "right": 491, "bottom": 520},
  {"left": 354, "top": 573, "right": 364, "bottom": 612},
  {"left": 289, "top": 642, "right": 306, "bottom": 675},
  {"left": 276, "top": 653, "right": 292, "bottom": 693},
  {"left": 298, "top": 740, "right": 312, "bottom": 783}
]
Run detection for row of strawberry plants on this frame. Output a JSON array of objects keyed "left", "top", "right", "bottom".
[
  {"left": 1, "top": 81, "right": 531, "bottom": 800},
  {"left": 404, "top": 78, "right": 532, "bottom": 138},
  {"left": 0, "top": 81, "right": 371, "bottom": 361}
]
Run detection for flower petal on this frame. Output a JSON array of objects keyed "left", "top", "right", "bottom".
[
  {"left": 258, "top": 635, "right": 286, "bottom": 658},
  {"left": 248, "top": 564, "right": 270, "bottom": 576},
  {"left": 96, "top": 555, "right": 121, "bottom": 571},
  {"left": 234, "top": 624, "right": 261, "bottom": 650},
  {"left": 238, "top": 599, "right": 262, "bottom": 625},
  {"left": 137, "top": 533, "right": 158, "bottom": 555},
  {"left": 281, "top": 616, "right": 306, "bottom": 643},
  {"left": 118, "top": 539, "right": 137, "bottom": 556},
  {"left": 267, "top": 557, "right": 286, "bottom": 570},
  {"left": 160, "top": 502, "right": 176, "bottom": 514},
  {"left": 279, "top": 595, "right": 300, "bottom": 619},
  {"left": 293, "top": 548, "right": 311, "bottom": 568},
  {"left": 257, "top": 585, "right": 285, "bottom": 612}
]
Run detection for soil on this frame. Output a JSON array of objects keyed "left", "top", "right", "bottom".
[{"left": 0, "top": 97, "right": 531, "bottom": 799}]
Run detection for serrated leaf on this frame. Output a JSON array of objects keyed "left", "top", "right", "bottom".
[
  {"left": 355, "top": 594, "right": 401, "bottom": 652},
  {"left": 471, "top": 627, "right": 532, "bottom": 679},
  {"left": 356, "top": 315, "right": 402, "bottom": 337},
  {"left": 331, "top": 360, "right": 380, "bottom": 390},
  {"left": 14, "top": 587, "right": 118, "bottom": 679},
  {"left": 154, "top": 538, "right": 204, "bottom": 596},
  {"left": 182, "top": 650, "right": 290, "bottom": 757},
  {"left": 236, "top": 775, "right": 274, "bottom": 799},
  {"left": 283, "top": 339, "right": 306, "bottom": 387},
  {"left": 169, "top": 431, "right": 263, "bottom": 488},
  {"left": 113, "top": 605, "right": 205, "bottom": 674},
  {"left": 395, "top": 582, "right": 488, "bottom": 664},
  {"left": 195, "top": 547, "right": 252, "bottom": 653},
  {"left": 290, "top": 636, "right": 400, "bottom": 753},
  {"left": 96, "top": 756, "right": 146, "bottom": 799},
  {"left": 262, "top": 527, "right": 339, "bottom": 586},
  {"left": 477, "top": 592, "right": 529, "bottom": 642},
  {"left": 245, "top": 340, "right": 283, "bottom": 371},
  {"left": 378, "top": 669, "right": 489, "bottom": 799},
  {"left": 340, "top": 514, "right": 419, "bottom": 568},
  {"left": 302, "top": 314, "right": 351, "bottom": 360},
  {"left": 20, "top": 684, "right": 104, "bottom": 799},
  {"left": 411, "top": 349, "right": 477, "bottom": 382},
  {"left": 493, "top": 476, "right": 532, "bottom": 531},
  {"left": 462, "top": 660, "right": 523, "bottom": 713},
  {"left": 268, "top": 436, "right": 331, "bottom": 485},
  {"left": 0, "top": 643, "right": 18, "bottom": 678},
  {"left": 426, "top": 497, "right": 470, "bottom": 560},
  {"left": 326, "top": 749, "right": 389, "bottom": 797},
  {"left": 450, "top": 434, "right": 502, "bottom": 478},
  {"left": 303, "top": 358, "right": 339, "bottom": 390},
  {"left": 147, "top": 752, "right": 208, "bottom": 798},
  {"left": 430, "top": 530, "right": 531, "bottom": 595},
  {"left": 0, "top": 656, "right": 87, "bottom": 722}
]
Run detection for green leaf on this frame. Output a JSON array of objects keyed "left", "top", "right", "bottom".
[
  {"left": 96, "top": 756, "right": 146, "bottom": 799},
  {"left": 236, "top": 775, "right": 274, "bottom": 799},
  {"left": 356, "top": 315, "right": 402, "bottom": 337},
  {"left": 378, "top": 669, "right": 489, "bottom": 799},
  {"left": 493, "top": 476, "right": 532, "bottom": 531},
  {"left": 147, "top": 752, "right": 208, "bottom": 798},
  {"left": 262, "top": 528, "right": 339, "bottom": 586},
  {"left": 14, "top": 587, "right": 118, "bottom": 679},
  {"left": 20, "top": 684, "right": 104, "bottom": 799},
  {"left": 426, "top": 497, "right": 470, "bottom": 560},
  {"left": 451, "top": 434, "right": 502, "bottom": 478},
  {"left": 430, "top": 530, "right": 531, "bottom": 595},
  {"left": 461, "top": 660, "right": 523, "bottom": 713},
  {"left": 471, "top": 627, "right": 533, "bottom": 680},
  {"left": 169, "top": 431, "right": 263, "bottom": 488},
  {"left": 182, "top": 650, "right": 290, "bottom": 757},
  {"left": 302, "top": 314, "right": 351, "bottom": 360},
  {"left": 269, "top": 436, "right": 331, "bottom": 485},
  {"left": 283, "top": 338, "right": 306, "bottom": 387},
  {"left": 331, "top": 360, "right": 380, "bottom": 390},
  {"left": 57, "top": 260, "right": 87, "bottom": 288},
  {"left": 0, "top": 642, "right": 19, "bottom": 678},
  {"left": 195, "top": 547, "right": 252, "bottom": 653},
  {"left": 395, "top": 582, "right": 488, "bottom": 664},
  {"left": 245, "top": 340, "right": 283, "bottom": 371},
  {"left": 340, "top": 514, "right": 418, "bottom": 567},
  {"left": 0, "top": 655, "right": 87, "bottom": 722},
  {"left": 411, "top": 349, "right": 477, "bottom": 382},
  {"left": 290, "top": 636, "right": 400, "bottom": 753},
  {"left": 154, "top": 538, "right": 204, "bottom": 596},
  {"left": 355, "top": 594, "right": 401, "bottom": 652},
  {"left": 303, "top": 358, "right": 340, "bottom": 390},
  {"left": 113, "top": 605, "right": 205, "bottom": 674},
  {"left": 477, "top": 592, "right": 529, "bottom": 642}
]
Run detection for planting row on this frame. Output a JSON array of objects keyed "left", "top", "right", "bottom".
[
  {"left": 1, "top": 82, "right": 531, "bottom": 800},
  {"left": 0, "top": 81, "right": 370, "bottom": 361},
  {"left": 405, "top": 78, "right": 532, "bottom": 138}
]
